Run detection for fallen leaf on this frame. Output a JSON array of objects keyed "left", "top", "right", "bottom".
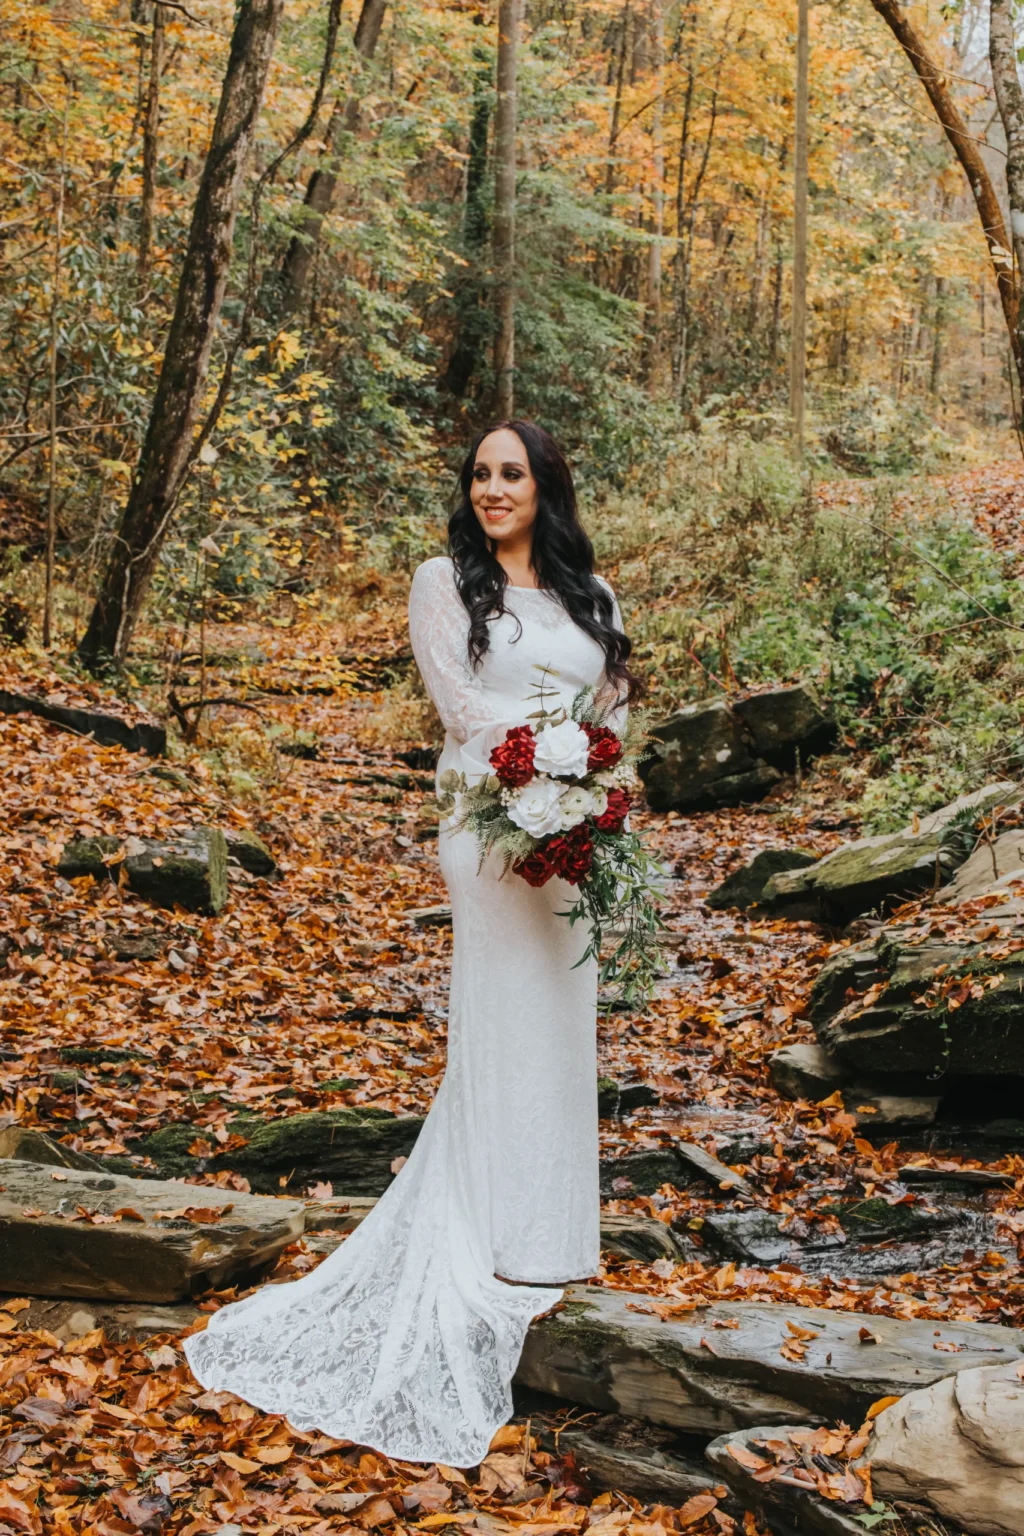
[
  {"left": 219, "top": 1450, "right": 262, "bottom": 1474},
  {"left": 865, "top": 1395, "right": 901, "bottom": 1419}
]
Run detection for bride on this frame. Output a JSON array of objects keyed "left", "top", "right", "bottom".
[{"left": 184, "top": 419, "right": 642, "bottom": 1466}]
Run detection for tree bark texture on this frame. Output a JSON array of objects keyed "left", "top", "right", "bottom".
[
  {"left": 789, "top": 0, "right": 808, "bottom": 460},
  {"left": 988, "top": 0, "right": 1024, "bottom": 388},
  {"left": 493, "top": 0, "right": 519, "bottom": 417},
  {"left": 444, "top": 36, "right": 494, "bottom": 400},
  {"left": 869, "top": 0, "right": 1020, "bottom": 390},
  {"left": 278, "top": 0, "right": 389, "bottom": 315},
  {"left": 645, "top": 0, "right": 665, "bottom": 375},
  {"left": 138, "top": 2, "right": 165, "bottom": 279},
  {"left": 78, "top": 0, "right": 285, "bottom": 670}
]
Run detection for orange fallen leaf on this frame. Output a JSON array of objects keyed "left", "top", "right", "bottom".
[
  {"left": 219, "top": 1450, "right": 262, "bottom": 1474},
  {"left": 255, "top": 1444, "right": 294, "bottom": 1464},
  {"left": 677, "top": 1493, "right": 717, "bottom": 1527},
  {"left": 866, "top": 1395, "right": 901, "bottom": 1419}
]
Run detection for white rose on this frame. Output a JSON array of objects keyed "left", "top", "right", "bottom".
[
  {"left": 588, "top": 786, "right": 608, "bottom": 818},
  {"left": 557, "top": 785, "right": 594, "bottom": 829},
  {"left": 533, "top": 719, "right": 590, "bottom": 778},
  {"left": 507, "top": 776, "right": 564, "bottom": 837}
]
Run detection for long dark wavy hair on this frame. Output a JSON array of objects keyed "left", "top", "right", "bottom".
[{"left": 448, "top": 420, "right": 644, "bottom": 706}]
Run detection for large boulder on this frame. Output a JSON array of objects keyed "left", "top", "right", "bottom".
[
  {"left": 641, "top": 683, "right": 836, "bottom": 812},
  {"left": 810, "top": 903, "right": 1024, "bottom": 1079},
  {"left": 866, "top": 1362, "right": 1024, "bottom": 1536},
  {"left": 0, "top": 1159, "right": 304, "bottom": 1302},
  {"left": 761, "top": 782, "right": 1020, "bottom": 923},
  {"left": 59, "top": 827, "right": 228, "bottom": 914}
]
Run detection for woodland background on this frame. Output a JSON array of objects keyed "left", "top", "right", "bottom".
[
  {"left": 1, "top": 0, "right": 1023, "bottom": 826},
  {"left": 3, "top": 4, "right": 1024, "bottom": 1534}
]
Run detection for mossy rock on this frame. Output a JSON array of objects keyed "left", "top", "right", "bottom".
[
  {"left": 706, "top": 848, "right": 819, "bottom": 912},
  {"left": 124, "top": 827, "right": 227, "bottom": 914},
  {"left": 822, "top": 1197, "right": 955, "bottom": 1242},
  {"left": 120, "top": 1109, "right": 425, "bottom": 1195},
  {"left": 58, "top": 836, "right": 123, "bottom": 881},
  {"left": 58, "top": 828, "right": 228, "bottom": 914},
  {"left": 223, "top": 827, "right": 277, "bottom": 877},
  {"left": 811, "top": 918, "right": 1024, "bottom": 1078}
]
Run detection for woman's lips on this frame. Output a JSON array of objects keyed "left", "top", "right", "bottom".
[{"left": 484, "top": 506, "right": 513, "bottom": 519}]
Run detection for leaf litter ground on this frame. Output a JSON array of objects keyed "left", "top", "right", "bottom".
[{"left": 2, "top": 519, "right": 1024, "bottom": 1531}]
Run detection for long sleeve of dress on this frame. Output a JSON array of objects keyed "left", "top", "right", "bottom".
[
  {"left": 408, "top": 558, "right": 507, "bottom": 744},
  {"left": 593, "top": 581, "right": 629, "bottom": 735}
]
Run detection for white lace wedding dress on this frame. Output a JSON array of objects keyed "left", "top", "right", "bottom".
[{"left": 184, "top": 555, "right": 624, "bottom": 1465}]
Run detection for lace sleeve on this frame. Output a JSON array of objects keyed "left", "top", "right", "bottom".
[
  {"left": 594, "top": 579, "right": 629, "bottom": 734},
  {"left": 408, "top": 558, "right": 506, "bottom": 744}
]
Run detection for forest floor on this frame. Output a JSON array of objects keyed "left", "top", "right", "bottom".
[{"left": 1, "top": 460, "right": 1023, "bottom": 1534}]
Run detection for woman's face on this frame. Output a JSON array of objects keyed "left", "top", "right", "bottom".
[{"left": 469, "top": 428, "right": 538, "bottom": 547}]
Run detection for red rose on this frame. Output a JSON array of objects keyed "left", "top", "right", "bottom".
[
  {"left": 546, "top": 822, "right": 594, "bottom": 885},
  {"left": 515, "top": 845, "right": 555, "bottom": 887},
  {"left": 583, "top": 723, "right": 623, "bottom": 771},
  {"left": 490, "top": 725, "right": 536, "bottom": 787},
  {"left": 595, "top": 788, "right": 631, "bottom": 833}
]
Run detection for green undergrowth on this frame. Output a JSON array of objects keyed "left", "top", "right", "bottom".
[{"left": 590, "top": 433, "right": 1024, "bottom": 830}]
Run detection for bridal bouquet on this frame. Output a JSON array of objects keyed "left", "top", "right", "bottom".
[{"left": 436, "top": 677, "right": 665, "bottom": 1006}]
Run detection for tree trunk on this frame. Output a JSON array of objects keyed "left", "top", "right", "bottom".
[
  {"left": 869, "top": 0, "right": 1020, "bottom": 392},
  {"left": 279, "top": 0, "right": 389, "bottom": 316},
  {"left": 444, "top": 32, "right": 494, "bottom": 400},
  {"left": 493, "top": 0, "right": 519, "bottom": 417},
  {"left": 645, "top": 0, "right": 665, "bottom": 378},
  {"left": 790, "top": 0, "right": 809, "bottom": 460},
  {"left": 78, "top": 0, "right": 285, "bottom": 671},
  {"left": 988, "top": 0, "right": 1024, "bottom": 382},
  {"left": 43, "top": 94, "right": 69, "bottom": 651},
  {"left": 138, "top": 2, "right": 165, "bottom": 280}
]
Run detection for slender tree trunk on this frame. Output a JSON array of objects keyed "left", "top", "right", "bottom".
[
  {"left": 444, "top": 33, "right": 494, "bottom": 400},
  {"left": 43, "top": 94, "right": 69, "bottom": 651},
  {"left": 769, "top": 234, "right": 784, "bottom": 363},
  {"left": 645, "top": 0, "right": 664, "bottom": 376},
  {"left": 869, "top": 0, "right": 1020, "bottom": 392},
  {"left": 138, "top": 1, "right": 165, "bottom": 279},
  {"left": 78, "top": 0, "right": 285, "bottom": 670},
  {"left": 790, "top": 0, "right": 808, "bottom": 459},
  {"left": 746, "top": 184, "right": 769, "bottom": 336},
  {"left": 279, "top": 0, "right": 388, "bottom": 315},
  {"left": 493, "top": 0, "right": 519, "bottom": 417},
  {"left": 931, "top": 274, "right": 945, "bottom": 395},
  {"left": 989, "top": 0, "right": 1024, "bottom": 384},
  {"left": 604, "top": 5, "right": 630, "bottom": 198}
]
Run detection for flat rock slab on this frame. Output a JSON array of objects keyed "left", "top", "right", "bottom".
[
  {"left": 0, "top": 1160, "right": 304, "bottom": 1302},
  {"left": 515, "top": 1286, "right": 1024, "bottom": 1436},
  {"left": 705, "top": 1426, "right": 867, "bottom": 1536}
]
